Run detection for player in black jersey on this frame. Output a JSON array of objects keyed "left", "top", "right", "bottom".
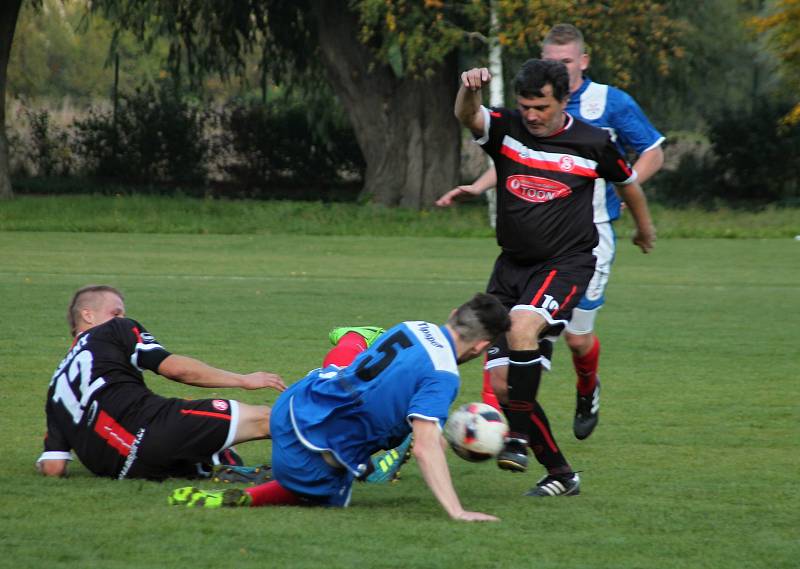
[
  {"left": 37, "top": 285, "right": 286, "bottom": 480},
  {"left": 440, "top": 59, "right": 641, "bottom": 497}
]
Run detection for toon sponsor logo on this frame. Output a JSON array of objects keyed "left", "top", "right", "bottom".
[
  {"left": 506, "top": 175, "right": 572, "bottom": 203},
  {"left": 212, "top": 399, "right": 229, "bottom": 412}
]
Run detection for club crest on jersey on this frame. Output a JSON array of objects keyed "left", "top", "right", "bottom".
[
  {"left": 506, "top": 175, "right": 572, "bottom": 203},
  {"left": 582, "top": 101, "right": 603, "bottom": 119},
  {"left": 212, "top": 399, "right": 229, "bottom": 412},
  {"left": 558, "top": 156, "right": 575, "bottom": 171}
]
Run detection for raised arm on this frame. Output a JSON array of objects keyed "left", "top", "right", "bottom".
[
  {"left": 617, "top": 181, "right": 656, "bottom": 253},
  {"left": 454, "top": 67, "right": 491, "bottom": 137},
  {"left": 158, "top": 354, "right": 286, "bottom": 391},
  {"left": 411, "top": 418, "right": 499, "bottom": 522}
]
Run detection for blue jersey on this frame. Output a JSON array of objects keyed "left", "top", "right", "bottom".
[
  {"left": 568, "top": 78, "right": 665, "bottom": 222},
  {"left": 285, "top": 321, "right": 460, "bottom": 477}
]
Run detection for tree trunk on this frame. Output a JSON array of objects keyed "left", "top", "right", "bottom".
[
  {"left": 0, "top": 0, "right": 22, "bottom": 200},
  {"left": 311, "top": 4, "right": 460, "bottom": 209}
]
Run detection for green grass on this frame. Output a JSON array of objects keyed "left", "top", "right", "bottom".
[
  {"left": 1, "top": 231, "right": 798, "bottom": 569},
  {"left": 1, "top": 194, "right": 798, "bottom": 237}
]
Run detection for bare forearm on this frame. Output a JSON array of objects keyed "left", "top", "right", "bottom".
[
  {"left": 632, "top": 146, "right": 664, "bottom": 185},
  {"left": 159, "top": 355, "right": 245, "bottom": 388},
  {"left": 413, "top": 435, "right": 465, "bottom": 519},
  {"left": 455, "top": 68, "right": 491, "bottom": 136},
  {"left": 436, "top": 166, "right": 497, "bottom": 207},
  {"left": 619, "top": 182, "right": 652, "bottom": 229},
  {"left": 411, "top": 419, "right": 498, "bottom": 521},
  {"left": 472, "top": 167, "right": 498, "bottom": 193},
  {"left": 618, "top": 182, "right": 656, "bottom": 253},
  {"left": 454, "top": 86, "right": 484, "bottom": 135},
  {"left": 157, "top": 355, "right": 286, "bottom": 391}
]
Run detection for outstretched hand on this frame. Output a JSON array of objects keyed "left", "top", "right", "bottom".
[
  {"left": 435, "top": 185, "right": 479, "bottom": 207},
  {"left": 454, "top": 510, "right": 500, "bottom": 522},
  {"left": 240, "top": 372, "right": 287, "bottom": 391}
]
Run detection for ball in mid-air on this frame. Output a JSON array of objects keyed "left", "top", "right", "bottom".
[{"left": 444, "top": 403, "right": 508, "bottom": 462}]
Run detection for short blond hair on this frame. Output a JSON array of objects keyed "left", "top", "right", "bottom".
[
  {"left": 543, "top": 23, "right": 585, "bottom": 53},
  {"left": 67, "top": 285, "right": 124, "bottom": 336}
]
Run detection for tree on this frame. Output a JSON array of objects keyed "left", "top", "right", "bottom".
[
  {"left": 90, "top": 0, "right": 484, "bottom": 207},
  {"left": 309, "top": 3, "right": 463, "bottom": 207},
  {"left": 85, "top": 1, "right": 687, "bottom": 207},
  {"left": 8, "top": 0, "right": 172, "bottom": 103},
  {"left": 750, "top": 0, "right": 800, "bottom": 125},
  {"left": 0, "top": 0, "right": 23, "bottom": 200}
]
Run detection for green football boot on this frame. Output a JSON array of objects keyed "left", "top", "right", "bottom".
[
  {"left": 365, "top": 434, "right": 413, "bottom": 484},
  {"left": 211, "top": 464, "right": 272, "bottom": 485},
  {"left": 328, "top": 326, "right": 385, "bottom": 347},
  {"left": 168, "top": 486, "right": 252, "bottom": 508}
]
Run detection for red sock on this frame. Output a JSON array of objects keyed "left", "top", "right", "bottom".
[
  {"left": 245, "top": 480, "right": 302, "bottom": 507},
  {"left": 480, "top": 356, "right": 501, "bottom": 412},
  {"left": 322, "top": 332, "right": 367, "bottom": 368},
  {"left": 573, "top": 336, "right": 600, "bottom": 396}
]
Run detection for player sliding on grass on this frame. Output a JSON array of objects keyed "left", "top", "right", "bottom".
[
  {"left": 325, "top": 326, "right": 414, "bottom": 484},
  {"left": 169, "top": 293, "right": 511, "bottom": 522},
  {"left": 37, "top": 285, "right": 286, "bottom": 480}
]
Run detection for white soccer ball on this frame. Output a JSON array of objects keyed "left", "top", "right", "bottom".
[{"left": 444, "top": 402, "right": 508, "bottom": 462}]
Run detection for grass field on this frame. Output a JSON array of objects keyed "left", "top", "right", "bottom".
[
  {"left": 1, "top": 229, "right": 798, "bottom": 569},
  {"left": 2, "top": 194, "right": 799, "bottom": 238}
]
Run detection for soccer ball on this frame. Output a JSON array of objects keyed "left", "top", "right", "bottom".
[{"left": 444, "top": 403, "right": 508, "bottom": 462}]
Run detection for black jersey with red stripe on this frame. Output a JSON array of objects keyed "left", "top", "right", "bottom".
[
  {"left": 42, "top": 318, "right": 171, "bottom": 475},
  {"left": 478, "top": 107, "right": 636, "bottom": 263}
]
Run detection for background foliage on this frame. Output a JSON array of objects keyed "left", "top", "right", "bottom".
[{"left": 5, "top": 0, "right": 799, "bottom": 207}]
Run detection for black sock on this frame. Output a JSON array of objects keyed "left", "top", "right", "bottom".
[
  {"left": 528, "top": 401, "right": 571, "bottom": 474},
  {"left": 500, "top": 349, "right": 541, "bottom": 441}
]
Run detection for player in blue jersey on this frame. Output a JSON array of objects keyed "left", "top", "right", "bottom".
[
  {"left": 169, "top": 293, "right": 511, "bottom": 522},
  {"left": 441, "top": 23, "right": 660, "bottom": 442}
]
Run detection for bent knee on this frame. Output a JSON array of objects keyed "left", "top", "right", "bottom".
[{"left": 508, "top": 309, "right": 546, "bottom": 349}]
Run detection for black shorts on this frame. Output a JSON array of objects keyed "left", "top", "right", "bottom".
[
  {"left": 486, "top": 251, "right": 595, "bottom": 367},
  {"left": 82, "top": 385, "right": 239, "bottom": 480}
]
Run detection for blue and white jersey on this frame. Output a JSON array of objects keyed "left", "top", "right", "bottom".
[
  {"left": 286, "top": 321, "right": 460, "bottom": 477},
  {"left": 568, "top": 78, "right": 665, "bottom": 223}
]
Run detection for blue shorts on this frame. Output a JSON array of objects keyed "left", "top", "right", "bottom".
[
  {"left": 270, "top": 386, "right": 355, "bottom": 507},
  {"left": 575, "top": 221, "right": 616, "bottom": 311}
]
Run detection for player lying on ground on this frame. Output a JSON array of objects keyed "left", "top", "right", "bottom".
[
  {"left": 37, "top": 285, "right": 286, "bottom": 480},
  {"left": 169, "top": 293, "right": 511, "bottom": 521}
]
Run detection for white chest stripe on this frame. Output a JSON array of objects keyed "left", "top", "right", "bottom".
[
  {"left": 502, "top": 136, "right": 599, "bottom": 171},
  {"left": 579, "top": 82, "right": 608, "bottom": 120}
]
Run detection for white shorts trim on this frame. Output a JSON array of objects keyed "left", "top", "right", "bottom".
[
  {"left": 510, "top": 304, "right": 569, "bottom": 330},
  {"left": 211, "top": 399, "right": 240, "bottom": 465}
]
